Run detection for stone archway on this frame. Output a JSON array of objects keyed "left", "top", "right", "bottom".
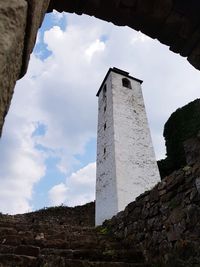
[
  {"left": 47, "top": 0, "right": 200, "bottom": 70},
  {"left": 1, "top": 0, "right": 200, "bottom": 135}
]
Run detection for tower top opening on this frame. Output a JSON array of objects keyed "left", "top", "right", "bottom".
[{"left": 96, "top": 67, "right": 143, "bottom": 97}]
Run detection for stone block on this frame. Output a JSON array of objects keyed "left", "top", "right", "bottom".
[
  {"left": 0, "top": 0, "right": 28, "bottom": 136},
  {"left": 195, "top": 177, "right": 200, "bottom": 194},
  {"left": 15, "top": 245, "right": 40, "bottom": 257},
  {"left": 188, "top": 42, "right": 200, "bottom": 70},
  {"left": 0, "top": 0, "right": 51, "bottom": 136},
  {"left": 180, "top": 27, "right": 200, "bottom": 57},
  {"left": 131, "top": 0, "right": 172, "bottom": 38},
  {"left": 20, "top": 0, "right": 51, "bottom": 78},
  {"left": 167, "top": 208, "right": 185, "bottom": 224},
  {"left": 119, "top": 0, "right": 137, "bottom": 8},
  {"left": 159, "top": 11, "right": 189, "bottom": 46},
  {"left": 184, "top": 138, "right": 200, "bottom": 166}
]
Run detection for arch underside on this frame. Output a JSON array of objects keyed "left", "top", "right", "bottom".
[{"left": 47, "top": 0, "right": 200, "bottom": 71}]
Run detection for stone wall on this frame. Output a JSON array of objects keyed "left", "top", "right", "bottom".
[
  {"left": 17, "top": 202, "right": 95, "bottom": 227},
  {"left": 158, "top": 99, "right": 200, "bottom": 178},
  {"left": 103, "top": 138, "right": 200, "bottom": 266},
  {"left": 0, "top": 0, "right": 49, "bottom": 136},
  {"left": 0, "top": 201, "right": 151, "bottom": 266},
  {"left": 0, "top": 1, "right": 27, "bottom": 136}
]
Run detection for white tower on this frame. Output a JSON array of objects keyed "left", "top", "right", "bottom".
[{"left": 95, "top": 68, "right": 160, "bottom": 226}]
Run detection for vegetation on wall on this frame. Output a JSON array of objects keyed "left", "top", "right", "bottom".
[{"left": 158, "top": 99, "right": 200, "bottom": 179}]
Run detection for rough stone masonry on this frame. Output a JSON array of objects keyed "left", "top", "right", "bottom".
[{"left": 103, "top": 136, "right": 200, "bottom": 266}]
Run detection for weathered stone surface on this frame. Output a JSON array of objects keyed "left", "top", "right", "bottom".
[
  {"left": 0, "top": 203, "right": 150, "bottom": 267},
  {"left": 184, "top": 138, "right": 200, "bottom": 166},
  {"left": 0, "top": 0, "right": 50, "bottom": 136},
  {"left": 0, "top": 254, "right": 37, "bottom": 267},
  {"left": 195, "top": 177, "right": 200, "bottom": 194},
  {"left": 158, "top": 99, "right": 200, "bottom": 179},
  {"left": 0, "top": 0, "right": 27, "bottom": 136},
  {"left": 104, "top": 153, "right": 200, "bottom": 266},
  {"left": 20, "top": 0, "right": 51, "bottom": 78},
  {"left": 15, "top": 245, "right": 40, "bottom": 257}
]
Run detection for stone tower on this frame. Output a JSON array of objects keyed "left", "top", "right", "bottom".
[{"left": 95, "top": 67, "right": 160, "bottom": 225}]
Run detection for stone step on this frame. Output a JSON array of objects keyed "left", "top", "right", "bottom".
[
  {"left": 0, "top": 254, "right": 150, "bottom": 267},
  {"left": 0, "top": 245, "right": 40, "bottom": 257},
  {"left": 0, "top": 235, "right": 21, "bottom": 246},
  {"left": 38, "top": 257, "right": 152, "bottom": 267},
  {"left": 41, "top": 248, "right": 102, "bottom": 260},
  {"left": 98, "top": 240, "right": 125, "bottom": 250},
  {"left": 36, "top": 238, "right": 101, "bottom": 250},
  {"left": 0, "top": 237, "right": 100, "bottom": 250},
  {"left": 44, "top": 232, "right": 98, "bottom": 241},
  {"left": 0, "top": 245, "right": 146, "bottom": 264},
  {"left": 0, "top": 227, "right": 17, "bottom": 235},
  {"left": 0, "top": 254, "right": 37, "bottom": 267},
  {"left": 0, "top": 218, "right": 151, "bottom": 266},
  {"left": 0, "top": 233, "right": 129, "bottom": 250},
  {"left": 0, "top": 225, "right": 98, "bottom": 239},
  {"left": 14, "top": 223, "right": 96, "bottom": 232},
  {"left": 14, "top": 245, "right": 40, "bottom": 257},
  {"left": 0, "top": 218, "right": 95, "bottom": 229},
  {"left": 0, "top": 245, "right": 14, "bottom": 254},
  {"left": 69, "top": 239, "right": 101, "bottom": 250},
  {"left": 40, "top": 248, "right": 145, "bottom": 262}
]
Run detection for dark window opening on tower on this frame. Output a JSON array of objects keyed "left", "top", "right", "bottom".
[
  {"left": 122, "top": 78, "right": 132, "bottom": 89},
  {"left": 104, "top": 105, "right": 106, "bottom": 113},
  {"left": 103, "top": 84, "right": 107, "bottom": 98},
  {"left": 104, "top": 123, "right": 106, "bottom": 130},
  {"left": 104, "top": 148, "right": 106, "bottom": 155}
]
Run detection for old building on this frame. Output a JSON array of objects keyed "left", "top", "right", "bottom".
[{"left": 96, "top": 68, "right": 160, "bottom": 225}]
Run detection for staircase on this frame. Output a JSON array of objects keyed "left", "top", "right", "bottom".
[{"left": 0, "top": 207, "right": 151, "bottom": 267}]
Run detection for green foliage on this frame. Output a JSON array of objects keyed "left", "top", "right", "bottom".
[
  {"left": 98, "top": 226, "right": 110, "bottom": 235},
  {"left": 96, "top": 225, "right": 112, "bottom": 235},
  {"left": 158, "top": 99, "right": 200, "bottom": 179}
]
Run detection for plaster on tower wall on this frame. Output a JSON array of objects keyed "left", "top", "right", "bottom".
[
  {"left": 96, "top": 68, "right": 161, "bottom": 225},
  {"left": 96, "top": 73, "right": 118, "bottom": 226}
]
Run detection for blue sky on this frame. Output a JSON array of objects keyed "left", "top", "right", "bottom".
[
  {"left": 0, "top": 11, "right": 200, "bottom": 214},
  {"left": 30, "top": 11, "right": 98, "bottom": 209}
]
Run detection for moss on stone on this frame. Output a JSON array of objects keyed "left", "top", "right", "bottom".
[{"left": 158, "top": 99, "right": 200, "bottom": 179}]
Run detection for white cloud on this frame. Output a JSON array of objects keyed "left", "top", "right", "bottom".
[
  {"left": 48, "top": 162, "right": 96, "bottom": 206},
  {"left": 48, "top": 183, "right": 68, "bottom": 206},
  {"left": 1, "top": 12, "right": 200, "bottom": 214},
  {"left": 131, "top": 31, "right": 151, "bottom": 44},
  {"left": 85, "top": 39, "right": 105, "bottom": 61},
  {"left": 0, "top": 116, "right": 46, "bottom": 214},
  {"left": 52, "top": 10, "right": 66, "bottom": 23}
]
